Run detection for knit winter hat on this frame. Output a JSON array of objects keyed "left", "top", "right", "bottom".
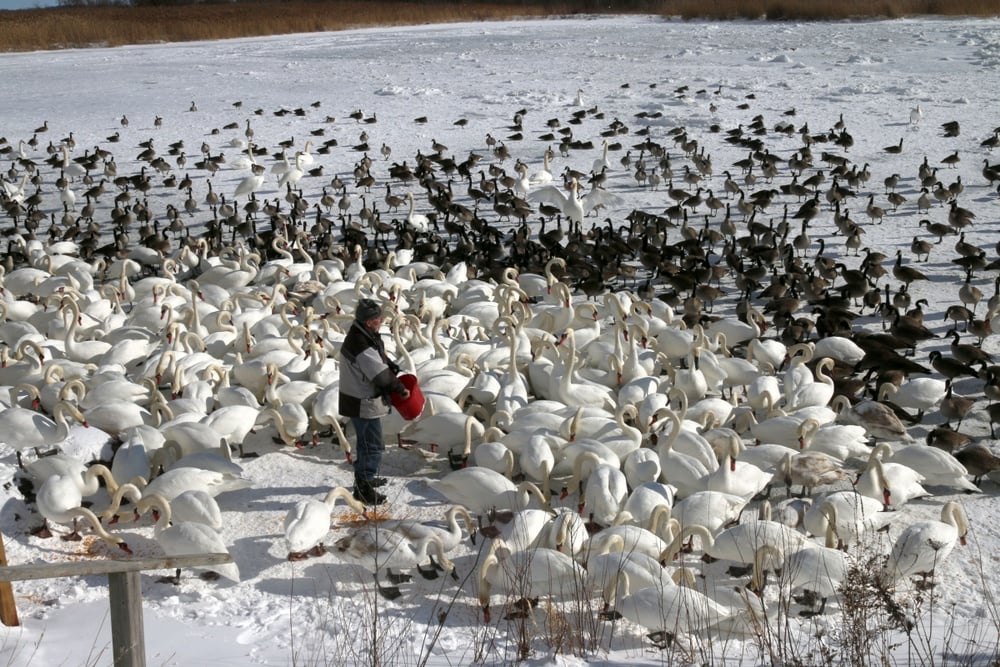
[{"left": 355, "top": 298, "right": 382, "bottom": 322}]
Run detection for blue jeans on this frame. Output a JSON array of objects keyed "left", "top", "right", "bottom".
[{"left": 351, "top": 416, "right": 384, "bottom": 481}]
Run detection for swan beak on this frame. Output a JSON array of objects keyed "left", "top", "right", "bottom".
[{"left": 118, "top": 542, "right": 132, "bottom": 554}]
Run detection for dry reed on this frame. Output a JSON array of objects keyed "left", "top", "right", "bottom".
[{"left": 1, "top": 0, "right": 997, "bottom": 54}]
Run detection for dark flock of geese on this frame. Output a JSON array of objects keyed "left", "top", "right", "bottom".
[{"left": 4, "top": 68, "right": 1000, "bottom": 650}]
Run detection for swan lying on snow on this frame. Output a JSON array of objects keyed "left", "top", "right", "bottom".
[{"left": 333, "top": 529, "right": 457, "bottom": 600}]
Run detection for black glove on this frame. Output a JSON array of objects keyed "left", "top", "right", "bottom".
[{"left": 387, "top": 360, "right": 400, "bottom": 375}]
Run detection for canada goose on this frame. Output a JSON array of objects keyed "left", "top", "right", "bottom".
[
  {"left": 953, "top": 442, "right": 1000, "bottom": 485},
  {"left": 883, "top": 137, "right": 903, "bottom": 154},
  {"left": 926, "top": 426, "right": 972, "bottom": 453},
  {"left": 948, "top": 200, "right": 977, "bottom": 228},
  {"left": 958, "top": 273, "right": 984, "bottom": 315},
  {"left": 865, "top": 195, "right": 886, "bottom": 224},
  {"left": 938, "top": 385, "right": 976, "bottom": 428},
  {"left": 892, "top": 250, "right": 927, "bottom": 285},
  {"left": 928, "top": 350, "right": 981, "bottom": 386},
  {"left": 947, "top": 329, "right": 992, "bottom": 367}
]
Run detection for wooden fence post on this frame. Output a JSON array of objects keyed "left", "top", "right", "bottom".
[
  {"left": 0, "top": 533, "right": 19, "bottom": 627},
  {"left": 108, "top": 570, "right": 145, "bottom": 667}
]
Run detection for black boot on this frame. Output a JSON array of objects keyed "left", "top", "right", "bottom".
[{"left": 353, "top": 479, "right": 387, "bottom": 505}]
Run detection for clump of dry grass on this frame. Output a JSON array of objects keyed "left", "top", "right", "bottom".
[
  {"left": 1, "top": 0, "right": 997, "bottom": 54},
  {"left": 0, "top": 2, "right": 571, "bottom": 52},
  {"left": 665, "top": 0, "right": 1000, "bottom": 20}
]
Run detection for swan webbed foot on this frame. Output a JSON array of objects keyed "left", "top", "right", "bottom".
[
  {"left": 306, "top": 544, "right": 327, "bottom": 558},
  {"left": 157, "top": 568, "right": 182, "bottom": 585},
  {"left": 238, "top": 444, "right": 260, "bottom": 459},
  {"left": 386, "top": 570, "right": 412, "bottom": 585},
  {"left": 287, "top": 551, "right": 310, "bottom": 561},
  {"left": 200, "top": 571, "right": 221, "bottom": 582},
  {"left": 478, "top": 525, "right": 501, "bottom": 539},
  {"left": 416, "top": 562, "right": 440, "bottom": 580},
  {"left": 376, "top": 578, "right": 403, "bottom": 600},
  {"left": 598, "top": 608, "right": 622, "bottom": 621},
  {"left": 726, "top": 563, "right": 753, "bottom": 577},
  {"left": 647, "top": 630, "right": 676, "bottom": 649},
  {"left": 503, "top": 597, "right": 538, "bottom": 620},
  {"left": 30, "top": 523, "right": 53, "bottom": 539},
  {"left": 61, "top": 531, "right": 83, "bottom": 542}
]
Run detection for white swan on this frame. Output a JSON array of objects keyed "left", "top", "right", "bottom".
[
  {"left": 381, "top": 505, "right": 477, "bottom": 554},
  {"left": 671, "top": 490, "right": 748, "bottom": 535},
  {"left": 567, "top": 451, "right": 627, "bottom": 528},
  {"left": 35, "top": 474, "right": 130, "bottom": 552},
  {"left": 430, "top": 468, "right": 549, "bottom": 517},
  {"left": 333, "top": 528, "right": 456, "bottom": 600},
  {"left": 284, "top": 486, "right": 365, "bottom": 560},
  {"left": 878, "top": 379, "right": 947, "bottom": 421},
  {"left": 874, "top": 442, "right": 980, "bottom": 493},
  {"left": 139, "top": 466, "right": 252, "bottom": 502},
  {"left": 884, "top": 501, "right": 968, "bottom": 586},
  {"left": 478, "top": 507, "right": 555, "bottom": 552},
  {"left": 400, "top": 412, "right": 485, "bottom": 454},
  {"left": 855, "top": 455, "right": 928, "bottom": 509},
  {"left": 787, "top": 357, "right": 835, "bottom": 411},
  {"left": 519, "top": 432, "right": 557, "bottom": 493},
  {"left": 704, "top": 438, "right": 774, "bottom": 499},
  {"left": 613, "top": 568, "right": 732, "bottom": 646},
  {"left": 686, "top": 518, "right": 812, "bottom": 567},
  {"left": 623, "top": 447, "right": 661, "bottom": 488},
  {"left": 138, "top": 493, "right": 240, "bottom": 583},
  {"left": 404, "top": 191, "right": 431, "bottom": 233},
  {"left": 621, "top": 482, "right": 675, "bottom": 528},
  {"left": 34, "top": 463, "right": 119, "bottom": 538},
  {"left": 585, "top": 533, "right": 675, "bottom": 612},
  {"left": 654, "top": 407, "right": 713, "bottom": 498},
  {"left": 476, "top": 538, "right": 585, "bottom": 622},
  {"left": 797, "top": 418, "right": 871, "bottom": 462},
  {"left": 812, "top": 336, "right": 865, "bottom": 366},
  {"left": 802, "top": 490, "right": 895, "bottom": 548},
  {"left": 0, "top": 400, "right": 87, "bottom": 465}
]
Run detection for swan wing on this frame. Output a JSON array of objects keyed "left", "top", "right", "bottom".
[{"left": 527, "top": 184, "right": 570, "bottom": 207}]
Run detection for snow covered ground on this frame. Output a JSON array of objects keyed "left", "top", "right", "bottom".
[{"left": 0, "top": 14, "right": 999, "bottom": 667}]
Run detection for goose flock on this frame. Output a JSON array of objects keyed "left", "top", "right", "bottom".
[{"left": 2, "top": 16, "right": 1000, "bottom": 662}]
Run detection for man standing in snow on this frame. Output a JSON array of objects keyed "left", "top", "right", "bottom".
[{"left": 338, "top": 298, "right": 409, "bottom": 505}]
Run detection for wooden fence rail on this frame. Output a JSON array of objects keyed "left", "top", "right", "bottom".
[{"left": 0, "top": 539, "right": 233, "bottom": 667}]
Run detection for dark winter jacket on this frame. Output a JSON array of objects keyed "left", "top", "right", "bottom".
[{"left": 338, "top": 319, "right": 405, "bottom": 418}]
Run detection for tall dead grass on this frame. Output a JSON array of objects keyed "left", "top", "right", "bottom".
[{"left": 1, "top": 0, "right": 997, "bottom": 54}]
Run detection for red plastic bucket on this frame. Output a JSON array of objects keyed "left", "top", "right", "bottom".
[{"left": 391, "top": 374, "right": 424, "bottom": 420}]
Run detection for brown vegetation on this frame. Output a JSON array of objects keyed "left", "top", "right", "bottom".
[{"left": 1, "top": 0, "right": 997, "bottom": 53}]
